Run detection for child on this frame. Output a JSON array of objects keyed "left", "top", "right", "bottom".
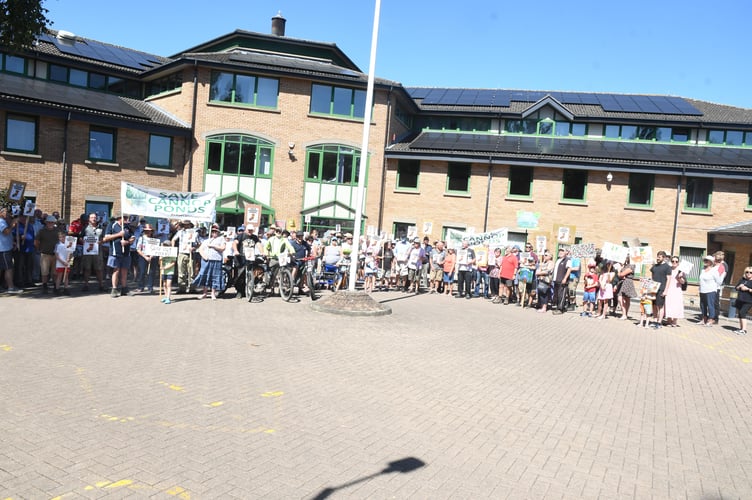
[
  {"left": 363, "top": 250, "right": 377, "bottom": 293},
  {"left": 54, "top": 232, "right": 71, "bottom": 295},
  {"left": 595, "top": 260, "right": 614, "bottom": 319},
  {"left": 638, "top": 289, "right": 656, "bottom": 328},
  {"left": 160, "top": 241, "right": 176, "bottom": 304},
  {"left": 581, "top": 261, "right": 599, "bottom": 317}
]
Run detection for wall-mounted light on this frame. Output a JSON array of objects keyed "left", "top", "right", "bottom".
[
  {"left": 288, "top": 142, "right": 295, "bottom": 160},
  {"left": 606, "top": 172, "right": 613, "bottom": 183}
]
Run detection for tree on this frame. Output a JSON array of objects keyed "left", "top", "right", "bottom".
[{"left": 0, "top": 0, "right": 51, "bottom": 52}]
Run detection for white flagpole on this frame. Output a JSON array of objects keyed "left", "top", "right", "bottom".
[{"left": 348, "top": 0, "right": 381, "bottom": 292}]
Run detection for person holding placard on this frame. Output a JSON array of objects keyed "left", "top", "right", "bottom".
[
  {"left": 649, "top": 251, "right": 672, "bottom": 328},
  {"left": 80, "top": 213, "right": 105, "bottom": 292},
  {"left": 35, "top": 215, "right": 60, "bottom": 295},
  {"left": 160, "top": 241, "right": 176, "bottom": 304},
  {"left": 663, "top": 256, "right": 687, "bottom": 327},
  {"left": 135, "top": 224, "right": 159, "bottom": 294},
  {"left": 192, "top": 224, "right": 225, "bottom": 300},
  {"left": 103, "top": 215, "right": 135, "bottom": 297},
  {"left": 53, "top": 231, "right": 71, "bottom": 295}
]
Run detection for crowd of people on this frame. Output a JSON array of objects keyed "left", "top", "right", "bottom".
[{"left": 1, "top": 207, "right": 750, "bottom": 333}]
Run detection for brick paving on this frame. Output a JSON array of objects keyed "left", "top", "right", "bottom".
[{"left": 1, "top": 288, "right": 751, "bottom": 499}]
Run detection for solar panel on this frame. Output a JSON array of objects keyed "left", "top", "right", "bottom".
[
  {"left": 422, "top": 88, "right": 448, "bottom": 104},
  {"left": 406, "top": 132, "right": 752, "bottom": 169},
  {"left": 39, "top": 33, "right": 163, "bottom": 70},
  {"left": 597, "top": 94, "right": 623, "bottom": 112},
  {"left": 456, "top": 89, "right": 477, "bottom": 105},
  {"left": 474, "top": 90, "right": 495, "bottom": 105}
]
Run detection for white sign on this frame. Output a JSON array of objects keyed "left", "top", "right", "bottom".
[{"left": 121, "top": 182, "right": 216, "bottom": 222}]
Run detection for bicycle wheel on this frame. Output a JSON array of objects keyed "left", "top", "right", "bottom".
[
  {"left": 306, "top": 269, "right": 317, "bottom": 300},
  {"left": 217, "top": 265, "right": 230, "bottom": 297},
  {"left": 279, "top": 267, "right": 294, "bottom": 301},
  {"left": 246, "top": 266, "right": 255, "bottom": 302}
]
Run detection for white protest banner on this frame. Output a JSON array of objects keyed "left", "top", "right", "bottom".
[
  {"left": 569, "top": 243, "right": 596, "bottom": 259},
  {"left": 601, "top": 241, "right": 628, "bottom": 263},
  {"left": 23, "top": 200, "right": 35, "bottom": 216},
  {"left": 121, "top": 182, "right": 216, "bottom": 222},
  {"left": 142, "top": 237, "right": 162, "bottom": 256},
  {"left": 629, "top": 246, "right": 654, "bottom": 277},
  {"left": 64, "top": 236, "right": 77, "bottom": 253},
  {"left": 146, "top": 245, "right": 178, "bottom": 258},
  {"left": 446, "top": 227, "right": 508, "bottom": 249},
  {"left": 678, "top": 260, "right": 694, "bottom": 275},
  {"left": 422, "top": 221, "right": 433, "bottom": 235},
  {"left": 83, "top": 236, "right": 99, "bottom": 255}
]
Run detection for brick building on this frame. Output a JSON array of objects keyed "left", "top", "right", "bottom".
[{"left": 1, "top": 15, "right": 752, "bottom": 285}]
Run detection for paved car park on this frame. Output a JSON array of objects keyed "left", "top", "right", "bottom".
[{"left": 1, "top": 290, "right": 751, "bottom": 499}]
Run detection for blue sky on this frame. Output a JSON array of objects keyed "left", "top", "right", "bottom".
[{"left": 43, "top": 0, "right": 751, "bottom": 109}]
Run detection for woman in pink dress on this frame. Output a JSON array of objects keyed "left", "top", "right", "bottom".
[{"left": 663, "top": 256, "right": 686, "bottom": 327}]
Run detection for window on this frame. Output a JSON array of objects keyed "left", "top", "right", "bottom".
[
  {"left": 554, "top": 121, "right": 587, "bottom": 137},
  {"left": 209, "top": 71, "right": 279, "bottom": 108},
  {"left": 561, "top": 170, "right": 588, "bottom": 202},
  {"left": 446, "top": 163, "right": 470, "bottom": 193},
  {"left": 538, "top": 119, "right": 553, "bottom": 135},
  {"left": 69, "top": 68, "right": 88, "bottom": 87},
  {"left": 685, "top": 177, "right": 712, "bottom": 211},
  {"left": 508, "top": 166, "right": 533, "bottom": 197},
  {"left": 310, "top": 84, "right": 367, "bottom": 119},
  {"left": 49, "top": 64, "right": 68, "bottom": 83},
  {"left": 627, "top": 173, "right": 654, "bottom": 206},
  {"left": 4, "top": 54, "right": 25, "bottom": 74},
  {"left": 708, "top": 129, "right": 745, "bottom": 146},
  {"left": 88, "top": 127, "right": 115, "bottom": 161},
  {"left": 748, "top": 182, "right": 752, "bottom": 208},
  {"left": 655, "top": 127, "right": 689, "bottom": 142},
  {"left": 396, "top": 159, "right": 420, "bottom": 190},
  {"left": 306, "top": 144, "right": 361, "bottom": 185},
  {"left": 5, "top": 114, "right": 37, "bottom": 153},
  {"left": 148, "top": 135, "right": 172, "bottom": 169},
  {"left": 671, "top": 128, "right": 690, "bottom": 142},
  {"left": 505, "top": 119, "right": 537, "bottom": 134},
  {"left": 678, "top": 246, "right": 704, "bottom": 284},
  {"left": 205, "top": 134, "right": 273, "bottom": 176},
  {"left": 146, "top": 72, "right": 182, "bottom": 97}
]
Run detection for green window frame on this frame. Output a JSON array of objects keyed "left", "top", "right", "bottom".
[
  {"left": 554, "top": 121, "right": 587, "bottom": 137},
  {"left": 310, "top": 84, "right": 367, "bottom": 119},
  {"left": 88, "top": 126, "right": 116, "bottom": 161},
  {"left": 446, "top": 162, "right": 470, "bottom": 193},
  {"left": 708, "top": 129, "right": 745, "bottom": 146},
  {"left": 209, "top": 71, "right": 279, "bottom": 108},
  {"left": 684, "top": 177, "right": 712, "bottom": 212},
  {"left": 148, "top": 134, "right": 173, "bottom": 169},
  {"left": 505, "top": 119, "right": 537, "bottom": 134},
  {"left": 561, "top": 169, "right": 588, "bottom": 202},
  {"left": 627, "top": 173, "right": 654, "bottom": 207},
  {"left": 396, "top": 159, "right": 420, "bottom": 190},
  {"left": 305, "top": 144, "right": 362, "bottom": 185},
  {"left": 205, "top": 134, "right": 273, "bottom": 177},
  {"left": 5, "top": 113, "right": 37, "bottom": 153},
  {"left": 508, "top": 166, "right": 533, "bottom": 198},
  {"left": 3, "top": 53, "right": 26, "bottom": 74}
]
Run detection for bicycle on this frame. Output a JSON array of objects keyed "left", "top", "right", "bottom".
[{"left": 245, "top": 255, "right": 294, "bottom": 302}]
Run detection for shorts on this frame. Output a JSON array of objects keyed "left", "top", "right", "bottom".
[
  {"left": 56, "top": 267, "right": 67, "bottom": 275},
  {"left": 40, "top": 253, "right": 56, "bottom": 276},
  {"left": 735, "top": 300, "right": 752, "bottom": 319},
  {"left": 0, "top": 250, "right": 12, "bottom": 270},
  {"left": 162, "top": 273, "right": 174, "bottom": 281},
  {"left": 407, "top": 267, "right": 419, "bottom": 282},
  {"left": 430, "top": 268, "right": 443, "bottom": 282},
  {"left": 653, "top": 294, "right": 665, "bottom": 307},
  {"left": 107, "top": 253, "right": 132, "bottom": 269},
  {"left": 503, "top": 278, "right": 515, "bottom": 287},
  {"left": 583, "top": 291, "right": 596, "bottom": 303},
  {"left": 81, "top": 254, "right": 103, "bottom": 273},
  {"left": 443, "top": 271, "right": 454, "bottom": 283}
]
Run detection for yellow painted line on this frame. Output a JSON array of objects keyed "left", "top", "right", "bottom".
[
  {"left": 158, "top": 381, "right": 185, "bottom": 392},
  {"left": 203, "top": 401, "right": 224, "bottom": 407},
  {"left": 261, "top": 391, "right": 284, "bottom": 398},
  {"left": 0, "top": 344, "right": 12, "bottom": 351},
  {"left": 166, "top": 486, "right": 192, "bottom": 499},
  {"left": 104, "top": 479, "right": 134, "bottom": 489},
  {"left": 98, "top": 414, "right": 135, "bottom": 423},
  {"left": 665, "top": 329, "right": 752, "bottom": 365}
]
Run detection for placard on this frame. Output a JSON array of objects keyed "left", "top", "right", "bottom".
[
  {"left": 83, "top": 236, "right": 99, "bottom": 255},
  {"left": 7, "top": 180, "right": 25, "bottom": 201},
  {"left": 569, "top": 243, "right": 596, "bottom": 258},
  {"left": 601, "top": 241, "right": 628, "bottom": 264}
]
